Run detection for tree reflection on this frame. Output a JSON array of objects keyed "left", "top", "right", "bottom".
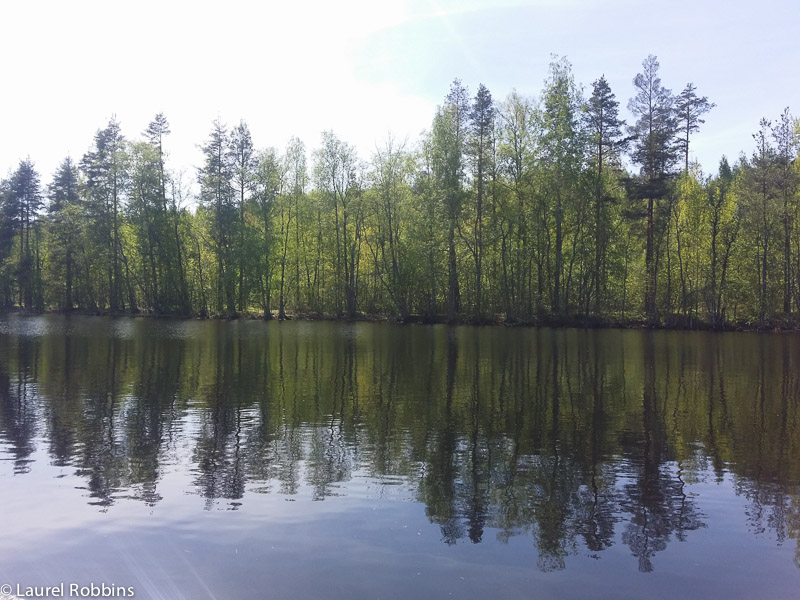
[
  {"left": 75, "top": 336, "right": 138, "bottom": 508},
  {"left": 577, "top": 331, "right": 617, "bottom": 554},
  {"left": 619, "top": 334, "right": 703, "bottom": 571},
  {"left": 193, "top": 329, "right": 249, "bottom": 508},
  {"left": 422, "top": 327, "right": 462, "bottom": 544},
  {"left": 734, "top": 336, "right": 800, "bottom": 556},
  {"left": 1, "top": 317, "right": 799, "bottom": 571},
  {"left": 0, "top": 336, "right": 38, "bottom": 474}
]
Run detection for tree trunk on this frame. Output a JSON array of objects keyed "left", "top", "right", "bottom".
[
  {"left": 448, "top": 221, "right": 460, "bottom": 321},
  {"left": 645, "top": 196, "right": 657, "bottom": 324}
]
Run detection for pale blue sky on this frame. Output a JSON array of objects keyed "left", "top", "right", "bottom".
[{"left": 1, "top": 0, "right": 798, "bottom": 185}]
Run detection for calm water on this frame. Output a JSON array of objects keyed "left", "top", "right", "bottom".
[{"left": 0, "top": 315, "right": 799, "bottom": 599}]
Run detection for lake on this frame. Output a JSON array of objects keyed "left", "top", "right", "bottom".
[{"left": 0, "top": 315, "right": 798, "bottom": 599}]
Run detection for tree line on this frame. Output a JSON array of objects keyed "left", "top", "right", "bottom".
[{"left": 1, "top": 54, "right": 799, "bottom": 327}]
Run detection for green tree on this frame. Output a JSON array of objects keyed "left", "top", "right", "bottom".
[
  {"left": 741, "top": 119, "right": 780, "bottom": 323},
  {"left": 81, "top": 117, "right": 131, "bottom": 312},
  {"left": 253, "top": 147, "right": 282, "bottom": 318},
  {"left": 672, "top": 167, "right": 707, "bottom": 319},
  {"left": 284, "top": 137, "right": 308, "bottom": 312},
  {"left": 368, "top": 135, "right": 415, "bottom": 319},
  {"left": 144, "top": 114, "right": 170, "bottom": 203},
  {"left": 128, "top": 141, "right": 164, "bottom": 312},
  {"left": 584, "top": 75, "right": 626, "bottom": 315},
  {"left": 412, "top": 130, "right": 446, "bottom": 318},
  {"left": 432, "top": 79, "right": 470, "bottom": 320},
  {"left": 9, "top": 158, "right": 44, "bottom": 309},
  {"left": 0, "top": 177, "right": 16, "bottom": 307},
  {"left": 496, "top": 91, "right": 537, "bottom": 318},
  {"left": 539, "top": 56, "right": 585, "bottom": 316},
  {"left": 46, "top": 157, "right": 81, "bottom": 310},
  {"left": 228, "top": 120, "right": 256, "bottom": 312},
  {"left": 314, "top": 131, "right": 364, "bottom": 317},
  {"left": 675, "top": 83, "right": 715, "bottom": 175},
  {"left": 142, "top": 113, "right": 190, "bottom": 314},
  {"left": 771, "top": 108, "right": 798, "bottom": 315},
  {"left": 198, "top": 119, "right": 236, "bottom": 317},
  {"left": 463, "top": 83, "right": 495, "bottom": 317},
  {"left": 627, "top": 55, "right": 679, "bottom": 323},
  {"left": 705, "top": 157, "right": 739, "bottom": 327}
]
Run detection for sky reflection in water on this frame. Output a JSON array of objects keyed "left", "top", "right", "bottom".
[{"left": 0, "top": 315, "right": 799, "bottom": 599}]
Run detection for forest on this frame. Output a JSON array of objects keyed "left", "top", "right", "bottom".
[{"left": 1, "top": 55, "right": 798, "bottom": 328}]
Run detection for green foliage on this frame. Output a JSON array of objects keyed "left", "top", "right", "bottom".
[{"left": 0, "top": 66, "right": 798, "bottom": 328}]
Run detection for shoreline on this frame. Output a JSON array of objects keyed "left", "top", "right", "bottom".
[{"left": 3, "top": 307, "right": 800, "bottom": 333}]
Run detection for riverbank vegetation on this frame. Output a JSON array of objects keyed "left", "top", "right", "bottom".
[{"left": 1, "top": 56, "right": 799, "bottom": 328}]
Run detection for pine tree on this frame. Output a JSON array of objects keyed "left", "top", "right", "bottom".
[
  {"left": 584, "top": 75, "right": 626, "bottom": 315},
  {"left": 228, "top": 120, "right": 256, "bottom": 312},
  {"left": 627, "top": 55, "right": 679, "bottom": 323},
  {"left": 432, "top": 79, "right": 469, "bottom": 320},
  {"left": 0, "top": 177, "right": 16, "bottom": 307},
  {"left": 540, "top": 56, "right": 585, "bottom": 315},
  {"left": 466, "top": 83, "right": 494, "bottom": 317},
  {"left": 143, "top": 113, "right": 170, "bottom": 202},
  {"left": 143, "top": 113, "right": 190, "bottom": 313},
  {"left": 198, "top": 119, "right": 236, "bottom": 316},
  {"left": 706, "top": 157, "right": 739, "bottom": 327},
  {"left": 675, "top": 83, "right": 715, "bottom": 174},
  {"left": 47, "top": 157, "right": 81, "bottom": 310},
  {"left": 10, "top": 158, "right": 44, "bottom": 309},
  {"left": 81, "top": 117, "right": 130, "bottom": 311}
]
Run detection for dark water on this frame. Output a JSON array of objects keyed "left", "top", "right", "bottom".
[{"left": 0, "top": 315, "right": 799, "bottom": 599}]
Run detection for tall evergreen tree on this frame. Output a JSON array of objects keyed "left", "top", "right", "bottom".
[
  {"left": 433, "top": 79, "right": 470, "bottom": 321},
  {"left": 627, "top": 55, "right": 679, "bottom": 323},
  {"left": 228, "top": 120, "right": 256, "bottom": 312},
  {"left": 128, "top": 141, "right": 163, "bottom": 312},
  {"left": 81, "top": 117, "right": 130, "bottom": 311},
  {"left": 9, "top": 158, "right": 43, "bottom": 309},
  {"left": 584, "top": 75, "right": 626, "bottom": 315},
  {"left": 0, "top": 177, "right": 15, "bottom": 307},
  {"left": 675, "top": 83, "right": 715, "bottom": 174},
  {"left": 540, "top": 56, "right": 585, "bottom": 315},
  {"left": 465, "top": 83, "right": 495, "bottom": 317},
  {"left": 705, "top": 157, "right": 739, "bottom": 327},
  {"left": 143, "top": 113, "right": 190, "bottom": 313},
  {"left": 198, "top": 119, "right": 236, "bottom": 316},
  {"left": 47, "top": 157, "right": 81, "bottom": 310},
  {"left": 144, "top": 113, "right": 170, "bottom": 201}
]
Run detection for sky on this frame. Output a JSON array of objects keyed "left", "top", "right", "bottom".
[{"left": 1, "top": 0, "right": 798, "bottom": 189}]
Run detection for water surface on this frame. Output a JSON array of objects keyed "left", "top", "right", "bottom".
[{"left": 1, "top": 315, "right": 799, "bottom": 598}]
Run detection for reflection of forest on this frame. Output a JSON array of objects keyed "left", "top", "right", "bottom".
[{"left": 1, "top": 318, "right": 799, "bottom": 569}]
